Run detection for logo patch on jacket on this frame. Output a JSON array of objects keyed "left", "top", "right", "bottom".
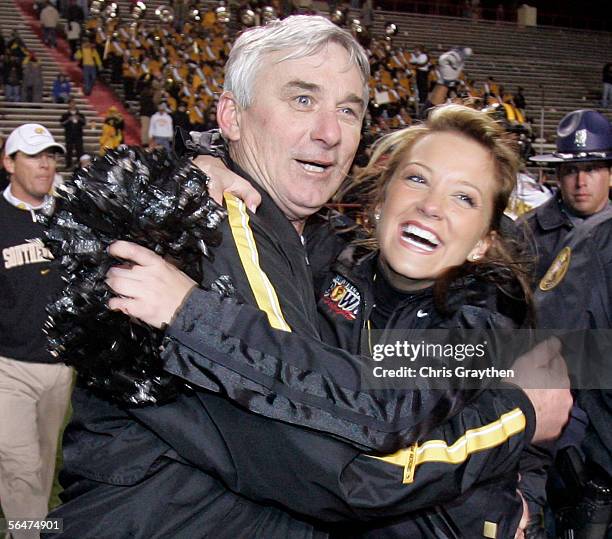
[{"left": 322, "top": 275, "right": 361, "bottom": 320}]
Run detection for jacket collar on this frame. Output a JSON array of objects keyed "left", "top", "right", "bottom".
[
  {"left": 228, "top": 160, "right": 306, "bottom": 250},
  {"left": 535, "top": 194, "right": 573, "bottom": 231}
]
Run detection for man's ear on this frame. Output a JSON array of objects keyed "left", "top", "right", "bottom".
[
  {"left": 217, "top": 92, "right": 242, "bottom": 142},
  {"left": 3, "top": 154, "right": 15, "bottom": 175}
]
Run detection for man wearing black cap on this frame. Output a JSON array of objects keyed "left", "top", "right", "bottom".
[
  {"left": 0, "top": 124, "right": 73, "bottom": 537},
  {"left": 525, "top": 109, "right": 611, "bottom": 280}
]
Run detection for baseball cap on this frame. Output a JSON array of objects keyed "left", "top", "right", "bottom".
[{"left": 4, "top": 123, "right": 65, "bottom": 156}]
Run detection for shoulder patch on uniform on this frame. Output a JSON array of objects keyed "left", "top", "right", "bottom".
[
  {"left": 539, "top": 246, "right": 571, "bottom": 291},
  {"left": 322, "top": 275, "right": 361, "bottom": 320}
]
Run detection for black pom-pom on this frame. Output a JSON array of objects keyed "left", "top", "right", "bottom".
[{"left": 39, "top": 146, "right": 227, "bottom": 406}]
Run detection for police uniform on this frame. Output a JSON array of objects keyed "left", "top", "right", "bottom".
[
  {"left": 525, "top": 109, "right": 612, "bottom": 537},
  {"left": 520, "top": 193, "right": 582, "bottom": 282}
]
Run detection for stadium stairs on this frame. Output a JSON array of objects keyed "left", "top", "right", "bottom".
[
  {"left": 1, "top": 1, "right": 103, "bottom": 172},
  {"left": 2, "top": 0, "right": 141, "bottom": 172}
]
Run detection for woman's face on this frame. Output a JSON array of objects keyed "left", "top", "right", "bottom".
[{"left": 376, "top": 131, "right": 497, "bottom": 291}]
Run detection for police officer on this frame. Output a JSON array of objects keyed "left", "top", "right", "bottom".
[
  {"left": 524, "top": 110, "right": 612, "bottom": 538},
  {"left": 524, "top": 109, "right": 611, "bottom": 281}
]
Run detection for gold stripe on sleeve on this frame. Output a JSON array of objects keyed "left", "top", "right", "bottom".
[{"left": 371, "top": 407, "right": 526, "bottom": 484}]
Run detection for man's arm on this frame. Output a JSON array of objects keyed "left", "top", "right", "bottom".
[
  {"left": 163, "top": 286, "right": 572, "bottom": 446},
  {"left": 129, "top": 380, "right": 531, "bottom": 522}
]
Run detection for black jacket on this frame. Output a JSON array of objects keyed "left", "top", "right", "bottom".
[
  {"left": 518, "top": 194, "right": 575, "bottom": 282},
  {"left": 534, "top": 206, "right": 612, "bottom": 477},
  {"left": 50, "top": 175, "right": 329, "bottom": 538},
  {"left": 60, "top": 110, "right": 85, "bottom": 142},
  {"left": 0, "top": 196, "right": 63, "bottom": 363},
  {"left": 159, "top": 249, "right": 536, "bottom": 537}
]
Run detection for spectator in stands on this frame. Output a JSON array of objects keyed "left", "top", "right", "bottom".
[
  {"left": 4, "top": 60, "right": 22, "bottom": 102},
  {"left": 495, "top": 2, "right": 505, "bottom": 23},
  {"left": 437, "top": 46, "right": 472, "bottom": 87},
  {"left": 66, "top": 19, "right": 81, "bottom": 60},
  {"left": 78, "top": 153, "right": 91, "bottom": 169},
  {"left": 0, "top": 132, "right": 7, "bottom": 190},
  {"left": 149, "top": 104, "right": 174, "bottom": 151},
  {"left": 171, "top": 101, "right": 190, "bottom": 133},
  {"left": 173, "top": 0, "right": 189, "bottom": 32},
  {"left": 471, "top": 0, "right": 482, "bottom": 19},
  {"left": 105, "top": 35, "right": 124, "bottom": 84},
  {"left": 202, "top": 108, "right": 217, "bottom": 131},
  {"left": 0, "top": 123, "right": 72, "bottom": 538},
  {"left": 75, "top": 38, "right": 102, "bottom": 96},
  {"left": 22, "top": 54, "right": 43, "bottom": 103},
  {"left": 514, "top": 85, "right": 526, "bottom": 112},
  {"left": 361, "top": 0, "right": 374, "bottom": 31},
  {"left": 6, "top": 30, "right": 27, "bottom": 60},
  {"left": 603, "top": 62, "right": 612, "bottom": 108},
  {"left": 99, "top": 106, "right": 124, "bottom": 155},
  {"left": 484, "top": 76, "right": 499, "bottom": 101},
  {"left": 0, "top": 30, "right": 5, "bottom": 85},
  {"left": 40, "top": 1, "right": 60, "bottom": 49},
  {"left": 66, "top": 0, "right": 84, "bottom": 23},
  {"left": 6, "top": 31, "right": 27, "bottom": 85},
  {"left": 76, "top": 0, "right": 87, "bottom": 18},
  {"left": 122, "top": 58, "right": 139, "bottom": 102},
  {"left": 60, "top": 99, "right": 86, "bottom": 168},
  {"left": 138, "top": 79, "right": 156, "bottom": 146},
  {"left": 52, "top": 73, "right": 71, "bottom": 103},
  {"left": 409, "top": 45, "right": 430, "bottom": 104}
]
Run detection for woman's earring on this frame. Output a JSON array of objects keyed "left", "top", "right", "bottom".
[
  {"left": 374, "top": 212, "right": 381, "bottom": 221},
  {"left": 469, "top": 253, "right": 481, "bottom": 262}
]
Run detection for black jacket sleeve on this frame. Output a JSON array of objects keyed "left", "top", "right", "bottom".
[
  {"left": 126, "top": 287, "right": 538, "bottom": 521},
  {"left": 162, "top": 286, "right": 535, "bottom": 453},
  {"left": 130, "top": 381, "right": 530, "bottom": 522}
]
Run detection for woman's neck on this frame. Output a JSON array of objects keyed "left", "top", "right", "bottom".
[{"left": 376, "top": 256, "right": 433, "bottom": 293}]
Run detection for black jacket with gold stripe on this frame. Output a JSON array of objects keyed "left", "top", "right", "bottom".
[
  {"left": 51, "top": 170, "right": 333, "bottom": 538},
  {"left": 158, "top": 249, "right": 537, "bottom": 537}
]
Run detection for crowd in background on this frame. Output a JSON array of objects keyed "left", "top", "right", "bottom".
[{"left": 65, "top": 3, "right": 532, "bottom": 157}]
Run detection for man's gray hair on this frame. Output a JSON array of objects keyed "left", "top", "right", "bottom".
[{"left": 224, "top": 15, "right": 370, "bottom": 109}]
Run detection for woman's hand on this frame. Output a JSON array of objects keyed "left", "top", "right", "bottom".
[
  {"left": 105, "top": 241, "right": 197, "bottom": 329},
  {"left": 193, "top": 155, "right": 261, "bottom": 212}
]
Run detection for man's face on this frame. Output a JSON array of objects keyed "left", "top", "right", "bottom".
[
  {"left": 229, "top": 42, "right": 365, "bottom": 227},
  {"left": 3, "top": 150, "right": 57, "bottom": 206},
  {"left": 558, "top": 161, "right": 611, "bottom": 216}
]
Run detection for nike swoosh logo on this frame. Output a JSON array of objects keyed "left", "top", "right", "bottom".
[
  {"left": 40, "top": 269, "right": 50, "bottom": 275},
  {"left": 417, "top": 309, "right": 428, "bottom": 318}
]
